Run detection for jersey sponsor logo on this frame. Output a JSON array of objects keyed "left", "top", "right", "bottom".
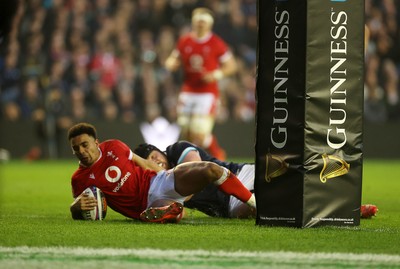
[
  {"left": 112, "top": 172, "right": 131, "bottom": 192},
  {"left": 105, "top": 166, "right": 122, "bottom": 183}
]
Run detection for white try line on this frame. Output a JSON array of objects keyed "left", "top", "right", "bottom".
[{"left": 1, "top": 246, "right": 400, "bottom": 269}]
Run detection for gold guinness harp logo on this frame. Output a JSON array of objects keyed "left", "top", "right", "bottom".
[
  {"left": 265, "top": 154, "right": 289, "bottom": 182},
  {"left": 320, "top": 154, "right": 350, "bottom": 183}
]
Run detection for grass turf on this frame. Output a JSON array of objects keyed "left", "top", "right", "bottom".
[{"left": 0, "top": 159, "right": 399, "bottom": 259}]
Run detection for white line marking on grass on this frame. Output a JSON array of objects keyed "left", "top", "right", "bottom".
[{"left": 1, "top": 246, "right": 400, "bottom": 269}]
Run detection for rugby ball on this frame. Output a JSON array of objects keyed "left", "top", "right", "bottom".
[{"left": 81, "top": 186, "right": 107, "bottom": 220}]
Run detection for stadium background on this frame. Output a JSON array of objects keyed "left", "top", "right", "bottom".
[{"left": 0, "top": 0, "right": 399, "bottom": 159}]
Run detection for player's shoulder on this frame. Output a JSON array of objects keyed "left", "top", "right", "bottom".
[
  {"left": 101, "top": 139, "right": 130, "bottom": 149},
  {"left": 165, "top": 141, "right": 195, "bottom": 166},
  {"left": 176, "top": 140, "right": 197, "bottom": 148},
  {"left": 102, "top": 139, "right": 123, "bottom": 145},
  {"left": 168, "top": 140, "right": 197, "bottom": 152},
  {"left": 210, "top": 33, "right": 227, "bottom": 43},
  {"left": 103, "top": 139, "right": 133, "bottom": 159}
]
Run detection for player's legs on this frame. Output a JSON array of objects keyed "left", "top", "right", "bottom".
[
  {"left": 147, "top": 170, "right": 188, "bottom": 207},
  {"left": 143, "top": 170, "right": 187, "bottom": 223},
  {"left": 177, "top": 92, "right": 226, "bottom": 160},
  {"left": 228, "top": 164, "right": 256, "bottom": 218},
  {"left": 173, "top": 161, "right": 256, "bottom": 208},
  {"left": 143, "top": 164, "right": 256, "bottom": 222},
  {"left": 177, "top": 92, "right": 215, "bottom": 146},
  {"left": 186, "top": 114, "right": 214, "bottom": 147}
]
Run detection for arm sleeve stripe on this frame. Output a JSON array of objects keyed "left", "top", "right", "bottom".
[{"left": 177, "top": 147, "right": 198, "bottom": 165}]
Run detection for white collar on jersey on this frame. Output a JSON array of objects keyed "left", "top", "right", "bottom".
[{"left": 193, "top": 32, "right": 212, "bottom": 43}]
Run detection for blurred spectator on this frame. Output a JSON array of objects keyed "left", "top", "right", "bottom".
[
  {"left": 116, "top": 60, "right": 137, "bottom": 123},
  {"left": 44, "top": 60, "right": 69, "bottom": 94},
  {"left": 69, "top": 85, "right": 89, "bottom": 121},
  {"left": 365, "top": 0, "right": 400, "bottom": 121},
  {"left": 0, "top": 48, "right": 21, "bottom": 105},
  {"left": 137, "top": 29, "right": 161, "bottom": 122},
  {"left": 2, "top": 102, "right": 21, "bottom": 122},
  {"left": 89, "top": 41, "right": 121, "bottom": 91},
  {"left": 18, "top": 77, "right": 46, "bottom": 159},
  {"left": 102, "top": 99, "right": 119, "bottom": 121},
  {"left": 18, "top": 77, "right": 45, "bottom": 121},
  {"left": 20, "top": 33, "right": 46, "bottom": 79}
]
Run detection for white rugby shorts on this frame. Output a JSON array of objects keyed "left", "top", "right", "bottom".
[
  {"left": 147, "top": 169, "right": 187, "bottom": 207},
  {"left": 177, "top": 92, "right": 218, "bottom": 134},
  {"left": 228, "top": 164, "right": 255, "bottom": 215}
]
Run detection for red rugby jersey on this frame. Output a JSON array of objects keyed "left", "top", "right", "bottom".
[
  {"left": 176, "top": 32, "right": 230, "bottom": 96},
  {"left": 71, "top": 139, "right": 157, "bottom": 219}
]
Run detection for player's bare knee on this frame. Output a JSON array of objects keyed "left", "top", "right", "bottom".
[
  {"left": 187, "top": 161, "right": 221, "bottom": 182},
  {"left": 206, "top": 162, "right": 223, "bottom": 181}
]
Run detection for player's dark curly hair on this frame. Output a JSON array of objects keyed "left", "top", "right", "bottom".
[
  {"left": 67, "top": 123, "right": 97, "bottom": 140},
  {"left": 134, "top": 143, "right": 165, "bottom": 159}
]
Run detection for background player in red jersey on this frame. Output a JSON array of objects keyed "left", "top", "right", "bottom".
[
  {"left": 165, "top": 7, "right": 237, "bottom": 160},
  {"left": 68, "top": 122, "right": 256, "bottom": 223}
]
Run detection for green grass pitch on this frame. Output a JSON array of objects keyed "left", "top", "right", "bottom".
[{"left": 0, "top": 159, "right": 400, "bottom": 268}]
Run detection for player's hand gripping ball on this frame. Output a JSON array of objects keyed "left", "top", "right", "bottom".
[{"left": 81, "top": 186, "right": 107, "bottom": 220}]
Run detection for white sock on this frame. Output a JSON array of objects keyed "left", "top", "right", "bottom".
[
  {"left": 246, "top": 194, "right": 256, "bottom": 209},
  {"left": 213, "top": 167, "right": 229, "bottom": 186}
]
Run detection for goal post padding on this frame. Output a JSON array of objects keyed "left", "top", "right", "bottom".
[{"left": 255, "top": 0, "right": 364, "bottom": 227}]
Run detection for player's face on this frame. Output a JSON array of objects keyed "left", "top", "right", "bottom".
[
  {"left": 147, "top": 150, "right": 169, "bottom": 169},
  {"left": 192, "top": 18, "right": 212, "bottom": 36},
  {"left": 70, "top": 134, "right": 100, "bottom": 167}
]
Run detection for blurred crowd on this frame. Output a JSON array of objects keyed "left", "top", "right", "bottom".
[
  {"left": 365, "top": 0, "right": 400, "bottom": 122},
  {"left": 0, "top": 0, "right": 257, "bottom": 134},
  {"left": 0, "top": 0, "right": 399, "bottom": 134}
]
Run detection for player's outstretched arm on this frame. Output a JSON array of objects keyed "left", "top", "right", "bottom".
[{"left": 132, "top": 153, "right": 164, "bottom": 172}]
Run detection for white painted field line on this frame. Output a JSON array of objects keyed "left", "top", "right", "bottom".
[{"left": 1, "top": 246, "right": 400, "bottom": 268}]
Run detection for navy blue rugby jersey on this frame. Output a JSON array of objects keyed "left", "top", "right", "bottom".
[{"left": 165, "top": 141, "right": 247, "bottom": 174}]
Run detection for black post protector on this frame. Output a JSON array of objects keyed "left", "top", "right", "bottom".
[{"left": 255, "top": 0, "right": 364, "bottom": 227}]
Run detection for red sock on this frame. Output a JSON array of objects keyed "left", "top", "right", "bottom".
[
  {"left": 215, "top": 168, "right": 252, "bottom": 203},
  {"left": 206, "top": 135, "right": 226, "bottom": 160}
]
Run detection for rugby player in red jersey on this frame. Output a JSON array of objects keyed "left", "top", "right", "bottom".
[
  {"left": 68, "top": 122, "right": 256, "bottom": 223},
  {"left": 165, "top": 7, "right": 237, "bottom": 160}
]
